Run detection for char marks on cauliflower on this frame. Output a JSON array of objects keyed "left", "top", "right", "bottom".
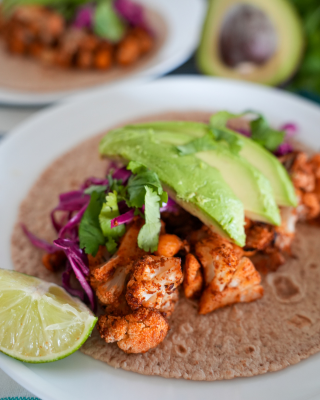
[
  {"left": 126, "top": 255, "right": 183, "bottom": 316},
  {"left": 97, "top": 307, "right": 169, "bottom": 354}
]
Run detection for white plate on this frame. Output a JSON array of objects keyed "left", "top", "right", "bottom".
[
  {"left": 0, "top": 0, "right": 205, "bottom": 106},
  {"left": 1, "top": 76, "right": 320, "bottom": 400}
]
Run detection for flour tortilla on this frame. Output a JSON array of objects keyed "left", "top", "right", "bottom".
[
  {"left": 11, "top": 111, "right": 320, "bottom": 381},
  {"left": 0, "top": 9, "right": 166, "bottom": 93}
]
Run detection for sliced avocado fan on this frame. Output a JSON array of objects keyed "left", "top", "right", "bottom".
[
  {"left": 129, "top": 120, "right": 297, "bottom": 208},
  {"left": 99, "top": 128, "right": 246, "bottom": 246},
  {"left": 123, "top": 122, "right": 283, "bottom": 224}
]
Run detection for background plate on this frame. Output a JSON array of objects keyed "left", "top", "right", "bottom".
[
  {"left": 1, "top": 76, "right": 320, "bottom": 400},
  {"left": 0, "top": 0, "right": 205, "bottom": 106}
]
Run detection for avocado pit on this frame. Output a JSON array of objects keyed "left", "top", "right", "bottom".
[{"left": 219, "top": 4, "right": 277, "bottom": 70}]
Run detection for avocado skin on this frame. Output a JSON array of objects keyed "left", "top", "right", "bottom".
[
  {"left": 196, "top": 0, "right": 304, "bottom": 86},
  {"left": 100, "top": 128, "right": 246, "bottom": 247},
  {"left": 130, "top": 121, "right": 297, "bottom": 208}
]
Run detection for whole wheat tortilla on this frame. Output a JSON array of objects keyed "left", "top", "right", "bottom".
[
  {"left": 0, "top": 9, "right": 166, "bottom": 93},
  {"left": 11, "top": 111, "right": 320, "bottom": 381}
]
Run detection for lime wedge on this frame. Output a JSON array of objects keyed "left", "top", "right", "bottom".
[{"left": 0, "top": 269, "right": 97, "bottom": 363}]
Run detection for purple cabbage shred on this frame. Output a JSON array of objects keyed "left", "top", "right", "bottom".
[
  {"left": 50, "top": 191, "right": 90, "bottom": 233},
  {"left": 112, "top": 166, "right": 132, "bottom": 183},
  {"left": 54, "top": 238, "right": 95, "bottom": 311},
  {"left": 111, "top": 208, "right": 135, "bottom": 228},
  {"left": 72, "top": 4, "right": 94, "bottom": 29},
  {"left": 81, "top": 177, "right": 109, "bottom": 190},
  {"left": 275, "top": 122, "right": 298, "bottom": 156},
  {"left": 114, "top": 0, "right": 148, "bottom": 29},
  {"left": 160, "top": 197, "right": 178, "bottom": 213},
  {"left": 62, "top": 263, "right": 85, "bottom": 301},
  {"left": 21, "top": 224, "right": 59, "bottom": 253}
]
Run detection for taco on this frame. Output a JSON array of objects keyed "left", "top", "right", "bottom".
[{"left": 11, "top": 111, "right": 320, "bottom": 381}]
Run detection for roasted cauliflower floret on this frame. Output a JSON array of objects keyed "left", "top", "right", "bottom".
[
  {"left": 194, "top": 227, "right": 242, "bottom": 292},
  {"left": 297, "top": 191, "right": 320, "bottom": 220},
  {"left": 245, "top": 222, "right": 274, "bottom": 251},
  {"left": 159, "top": 290, "right": 180, "bottom": 318},
  {"left": 199, "top": 257, "right": 263, "bottom": 314},
  {"left": 97, "top": 307, "right": 169, "bottom": 354},
  {"left": 183, "top": 253, "right": 203, "bottom": 299},
  {"left": 90, "top": 219, "right": 147, "bottom": 305},
  {"left": 281, "top": 151, "right": 315, "bottom": 193},
  {"left": 126, "top": 255, "right": 183, "bottom": 314}
]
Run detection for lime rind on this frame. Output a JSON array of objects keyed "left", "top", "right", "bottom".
[{"left": 0, "top": 269, "right": 97, "bottom": 363}]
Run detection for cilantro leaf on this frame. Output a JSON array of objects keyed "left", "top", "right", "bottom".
[
  {"left": 94, "top": 0, "right": 126, "bottom": 42},
  {"left": 127, "top": 161, "right": 147, "bottom": 174},
  {"left": 207, "top": 113, "right": 244, "bottom": 154},
  {"left": 160, "top": 191, "right": 168, "bottom": 204},
  {"left": 106, "top": 237, "right": 117, "bottom": 254},
  {"left": 126, "top": 165, "right": 163, "bottom": 208},
  {"left": 177, "top": 132, "right": 217, "bottom": 155},
  {"left": 250, "top": 115, "right": 285, "bottom": 152},
  {"left": 107, "top": 175, "right": 126, "bottom": 199},
  {"left": 209, "top": 111, "right": 243, "bottom": 128},
  {"left": 79, "top": 191, "right": 105, "bottom": 256},
  {"left": 137, "top": 186, "right": 161, "bottom": 252},
  {"left": 210, "top": 127, "right": 244, "bottom": 153},
  {"left": 99, "top": 191, "right": 125, "bottom": 238},
  {"left": 84, "top": 185, "right": 108, "bottom": 194}
]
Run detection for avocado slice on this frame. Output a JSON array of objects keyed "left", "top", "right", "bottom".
[
  {"left": 129, "top": 121, "right": 297, "bottom": 208},
  {"left": 99, "top": 128, "right": 246, "bottom": 246},
  {"left": 125, "top": 122, "right": 281, "bottom": 225},
  {"left": 197, "top": 0, "right": 304, "bottom": 86}
]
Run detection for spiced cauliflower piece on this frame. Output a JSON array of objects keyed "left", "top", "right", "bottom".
[
  {"left": 155, "top": 234, "right": 184, "bottom": 257},
  {"left": 199, "top": 257, "right": 263, "bottom": 314},
  {"left": 183, "top": 253, "right": 203, "bottom": 299},
  {"left": 90, "top": 219, "right": 147, "bottom": 305},
  {"left": 194, "top": 227, "right": 243, "bottom": 293},
  {"left": 126, "top": 255, "right": 183, "bottom": 316},
  {"left": 97, "top": 307, "right": 169, "bottom": 354}
]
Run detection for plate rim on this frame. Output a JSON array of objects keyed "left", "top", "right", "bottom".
[{"left": 2, "top": 75, "right": 320, "bottom": 400}]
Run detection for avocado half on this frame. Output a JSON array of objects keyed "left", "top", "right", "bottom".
[{"left": 197, "top": 0, "right": 304, "bottom": 86}]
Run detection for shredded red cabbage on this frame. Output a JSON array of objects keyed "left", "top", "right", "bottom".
[
  {"left": 54, "top": 238, "right": 95, "bottom": 311},
  {"left": 21, "top": 224, "right": 59, "bottom": 253},
  {"left": 81, "top": 177, "right": 109, "bottom": 190},
  {"left": 72, "top": 4, "right": 94, "bottom": 29},
  {"left": 118, "top": 200, "right": 130, "bottom": 214},
  {"left": 54, "top": 238, "right": 89, "bottom": 276},
  {"left": 58, "top": 204, "right": 88, "bottom": 239},
  {"left": 114, "top": 0, "right": 148, "bottom": 28},
  {"left": 275, "top": 122, "right": 298, "bottom": 156},
  {"left": 112, "top": 166, "right": 132, "bottom": 183},
  {"left": 62, "top": 263, "right": 85, "bottom": 301},
  {"left": 280, "top": 123, "right": 298, "bottom": 138},
  {"left": 51, "top": 191, "right": 90, "bottom": 233},
  {"left": 234, "top": 127, "right": 251, "bottom": 137},
  {"left": 111, "top": 208, "right": 135, "bottom": 228},
  {"left": 275, "top": 142, "right": 294, "bottom": 157},
  {"left": 160, "top": 197, "right": 178, "bottom": 213}
]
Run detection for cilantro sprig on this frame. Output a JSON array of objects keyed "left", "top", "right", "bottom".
[{"left": 79, "top": 162, "right": 167, "bottom": 256}]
